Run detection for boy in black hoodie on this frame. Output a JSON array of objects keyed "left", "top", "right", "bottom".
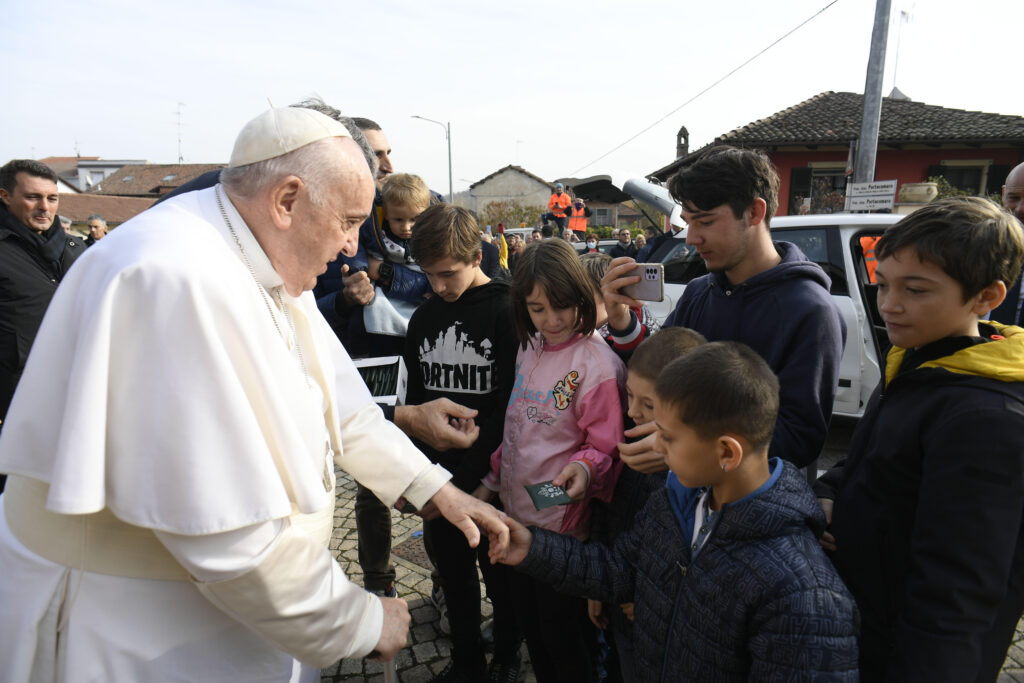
[
  {"left": 815, "top": 197, "right": 1024, "bottom": 682},
  {"left": 403, "top": 204, "right": 521, "bottom": 683}
]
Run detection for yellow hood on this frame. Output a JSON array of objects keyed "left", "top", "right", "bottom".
[{"left": 885, "top": 322, "right": 1024, "bottom": 386}]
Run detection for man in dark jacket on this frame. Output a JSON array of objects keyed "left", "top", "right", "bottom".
[
  {"left": 608, "top": 228, "right": 637, "bottom": 259},
  {"left": 603, "top": 146, "right": 845, "bottom": 469},
  {"left": 0, "top": 159, "right": 83, "bottom": 489},
  {"left": 991, "top": 161, "right": 1024, "bottom": 325}
]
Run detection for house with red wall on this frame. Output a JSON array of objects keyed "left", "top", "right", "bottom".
[{"left": 650, "top": 91, "right": 1024, "bottom": 216}]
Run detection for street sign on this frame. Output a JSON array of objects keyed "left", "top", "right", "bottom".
[{"left": 846, "top": 179, "right": 897, "bottom": 211}]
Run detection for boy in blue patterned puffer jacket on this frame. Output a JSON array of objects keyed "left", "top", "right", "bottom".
[{"left": 492, "top": 341, "right": 859, "bottom": 682}]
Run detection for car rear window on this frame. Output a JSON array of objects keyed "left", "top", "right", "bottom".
[{"left": 654, "top": 227, "right": 848, "bottom": 295}]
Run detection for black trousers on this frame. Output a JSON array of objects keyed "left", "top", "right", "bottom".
[
  {"left": 354, "top": 483, "right": 395, "bottom": 592},
  {"left": 424, "top": 514, "right": 521, "bottom": 671},
  {"left": 509, "top": 570, "right": 595, "bottom": 683}
]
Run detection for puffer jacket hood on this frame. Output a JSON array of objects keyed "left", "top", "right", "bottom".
[{"left": 884, "top": 321, "right": 1024, "bottom": 386}]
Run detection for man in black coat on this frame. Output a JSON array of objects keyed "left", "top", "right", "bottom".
[
  {"left": 608, "top": 228, "right": 637, "bottom": 259},
  {"left": 0, "top": 159, "right": 83, "bottom": 490},
  {"left": 992, "top": 162, "right": 1024, "bottom": 325}
]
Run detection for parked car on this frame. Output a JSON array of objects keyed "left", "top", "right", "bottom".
[{"left": 624, "top": 178, "right": 900, "bottom": 419}]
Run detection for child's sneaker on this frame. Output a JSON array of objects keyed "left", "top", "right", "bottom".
[
  {"left": 428, "top": 658, "right": 486, "bottom": 683},
  {"left": 431, "top": 582, "right": 450, "bottom": 635},
  {"left": 370, "top": 582, "right": 398, "bottom": 598},
  {"left": 487, "top": 650, "right": 524, "bottom": 683}
]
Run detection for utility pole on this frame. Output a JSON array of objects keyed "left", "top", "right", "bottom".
[{"left": 854, "top": 0, "right": 892, "bottom": 184}]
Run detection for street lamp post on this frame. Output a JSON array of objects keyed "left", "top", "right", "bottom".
[{"left": 411, "top": 115, "right": 453, "bottom": 203}]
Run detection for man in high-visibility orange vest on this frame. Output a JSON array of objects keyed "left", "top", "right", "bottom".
[
  {"left": 859, "top": 234, "right": 880, "bottom": 283},
  {"left": 567, "top": 197, "right": 592, "bottom": 240},
  {"left": 545, "top": 182, "right": 572, "bottom": 234}
]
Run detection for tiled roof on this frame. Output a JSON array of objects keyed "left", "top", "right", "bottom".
[
  {"left": 469, "top": 165, "right": 550, "bottom": 190},
  {"left": 39, "top": 156, "right": 100, "bottom": 176},
  {"left": 650, "top": 92, "right": 1024, "bottom": 179},
  {"left": 58, "top": 194, "right": 155, "bottom": 224},
  {"left": 715, "top": 91, "right": 1024, "bottom": 146},
  {"left": 90, "top": 163, "right": 225, "bottom": 197}
]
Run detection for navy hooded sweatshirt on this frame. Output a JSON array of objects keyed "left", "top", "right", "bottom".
[{"left": 665, "top": 241, "right": 846, "bottom": 467}]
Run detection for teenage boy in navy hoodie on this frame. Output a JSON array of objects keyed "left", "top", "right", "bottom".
[
  {"left": 601, "top": 146, "right": 845, "bottom": 470},
  {"left": 815, "top": 197, "right": 1024, "bottom": 682}
]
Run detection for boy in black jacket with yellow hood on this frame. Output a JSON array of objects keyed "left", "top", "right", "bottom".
[{"left": 815, "top": 196, "right": 1024, "bottom": 682}]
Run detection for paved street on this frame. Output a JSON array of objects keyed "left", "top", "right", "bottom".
[
  {"left": 322, "top": 470, "right": 532, "bottom": 682},
  {"left": 321, "top": 418, "right": 1024, "bottom": 682}
]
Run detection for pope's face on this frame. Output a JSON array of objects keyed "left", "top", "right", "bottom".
[
  {"left": 1, "top": 172, "right": 58, "bottom": 233},
  {"left": 288, "top": 140, "right": 375, "bottom": 294}
]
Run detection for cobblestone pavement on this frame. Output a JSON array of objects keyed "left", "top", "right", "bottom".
[
  {"left": 322, "top": 468, "right": 535, "bottom": 683},
  {"left": 323, "top": 465, "right": 1024, "bottom": 683}
]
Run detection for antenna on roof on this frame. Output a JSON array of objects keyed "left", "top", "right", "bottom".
[
  {"left": 891, "top": 7, "right": 913, "bottom": 95},
  {"left": 176, "top": 102, "right": 186, "bottom": 163}
]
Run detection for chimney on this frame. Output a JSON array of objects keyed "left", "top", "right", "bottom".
[{"left": 676, "top": 126, "right": 689, "bottom": 158}]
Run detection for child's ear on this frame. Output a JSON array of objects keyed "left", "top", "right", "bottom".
[
  {"left": 717, "top": 435, "right": 744, "bottom": 473},
  {"left": 972, "top": 280, "right": 1007, "bottom": 316}
]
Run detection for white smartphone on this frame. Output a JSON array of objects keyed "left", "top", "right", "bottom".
[{"left": 621, "top": 263, "right": 664, "bottom": 302}]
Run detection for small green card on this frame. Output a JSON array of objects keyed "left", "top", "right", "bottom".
[{"left": 525, "top": 481, "right": 572, "bottom": 510}]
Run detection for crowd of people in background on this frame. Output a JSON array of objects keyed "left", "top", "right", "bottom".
[{"left": 1, "top": 98, "right": 1024, "bottom": 683}]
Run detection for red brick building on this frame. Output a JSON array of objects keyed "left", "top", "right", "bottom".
[{"left": 650, "top": 91, "right": 1024, "bottom": 216}]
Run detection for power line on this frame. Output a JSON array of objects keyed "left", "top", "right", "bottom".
[{"left": 568, "top": 0, "right": 842, "bottom": 176}]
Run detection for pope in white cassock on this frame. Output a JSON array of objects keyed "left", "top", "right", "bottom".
[{"left": 0, "top": 107, "right": 510, "bottom": 682}]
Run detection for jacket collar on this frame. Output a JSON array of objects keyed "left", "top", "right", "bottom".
[
  {"left": 0, "top": 203, "right": 69, "bottom": 264},
  {"left": 885, "top": 321, "right": 1024, "bottom": 386}
]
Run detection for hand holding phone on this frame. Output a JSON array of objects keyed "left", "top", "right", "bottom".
[{"left": 620, "top": 263, "right": 664, "bottom": 302}]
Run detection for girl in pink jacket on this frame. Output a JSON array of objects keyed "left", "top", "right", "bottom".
[{"left": 477, "top": 238, "right": 625, "bottom": 683}]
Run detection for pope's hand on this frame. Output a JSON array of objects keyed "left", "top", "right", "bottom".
[
  {"left": 394, "top": 399, "right": 479, "bottom": 451},
  {"left": 430, "top": 482, "right": 509, "bottom": 555},
  {"left": 371, "top": 596, "right": 409, "bottom": 662}
]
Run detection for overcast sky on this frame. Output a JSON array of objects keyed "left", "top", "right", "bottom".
[{"left": 2, "top": 0, "right": 1019, "bottom": 193}]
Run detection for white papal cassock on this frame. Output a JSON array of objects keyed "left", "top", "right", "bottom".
[{"left": 0, "top": 186, "right": 450, "bottom": 682}]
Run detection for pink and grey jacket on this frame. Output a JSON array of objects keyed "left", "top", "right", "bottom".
[{"left": 484, "top": 331, "right": 626, "bottom": 539}]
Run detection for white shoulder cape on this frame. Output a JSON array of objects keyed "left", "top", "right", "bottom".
[{"left": 0, "top": 188, "right": 375, "bottom": 534}]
